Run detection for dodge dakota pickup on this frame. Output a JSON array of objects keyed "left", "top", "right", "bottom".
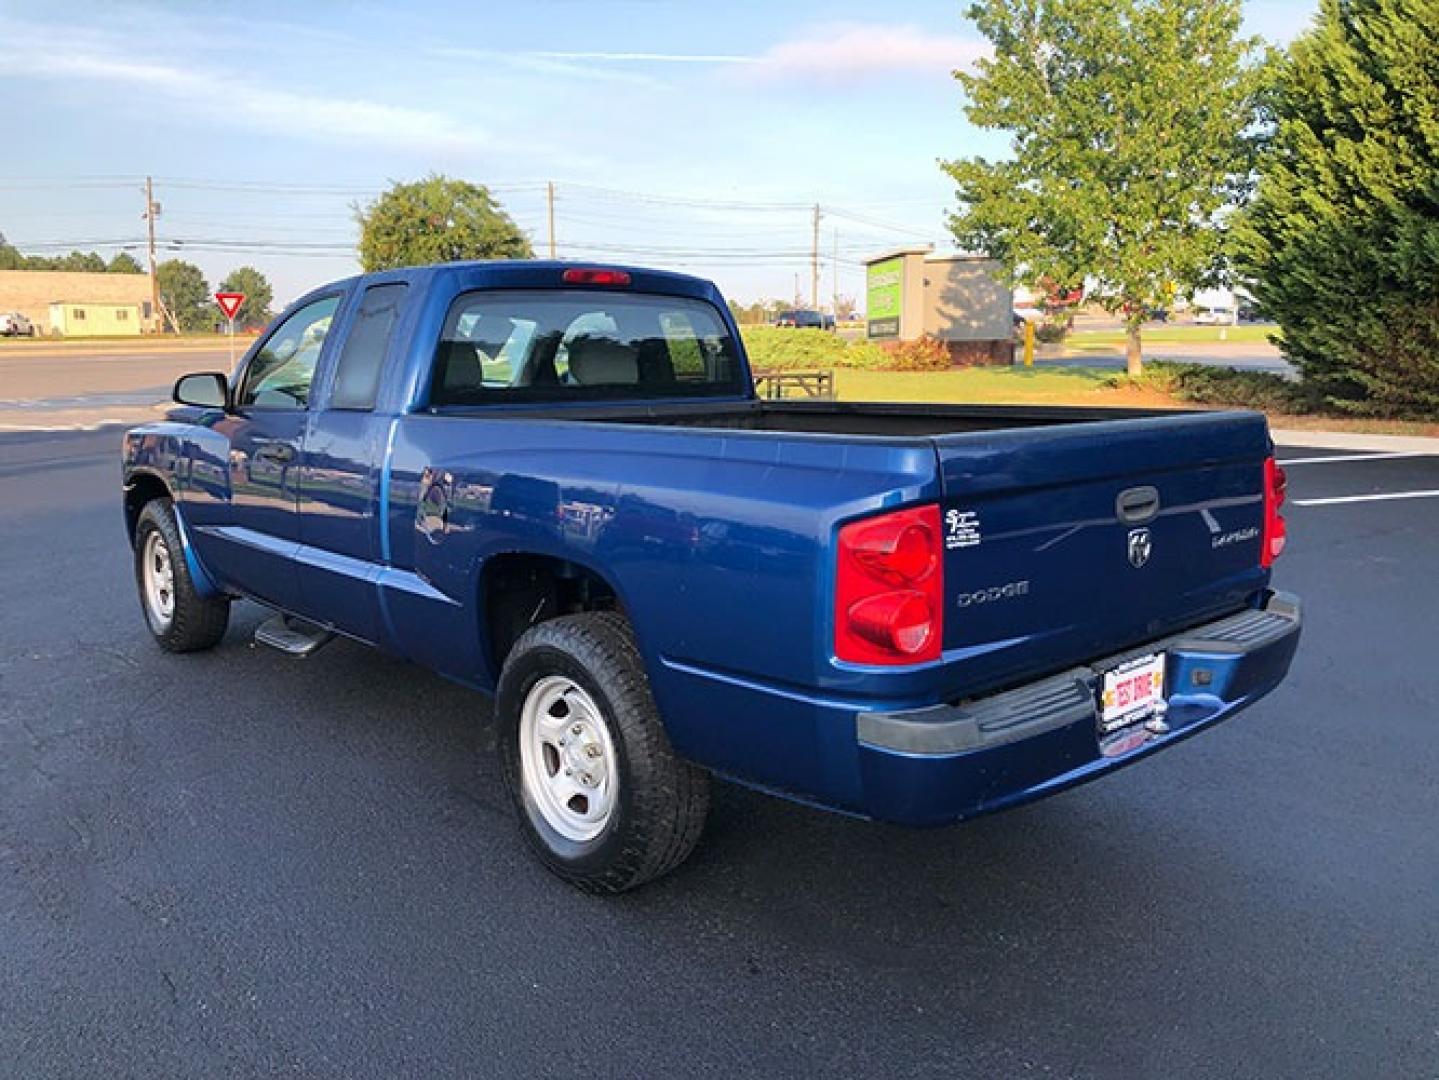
[{"left": 122, "top": 261, "right": 1301, "bottom": 892}]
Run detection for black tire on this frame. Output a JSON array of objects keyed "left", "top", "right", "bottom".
[
  {"left": 497, "top": 612, "right": 710, "bottom": 894},
  {"left": 133, "top": 498, "right": 230, "bottom": 652}
]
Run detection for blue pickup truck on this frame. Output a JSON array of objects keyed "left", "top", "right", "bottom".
[{"left": 122, "top": 261, "right": 1301, "bottom": 892}]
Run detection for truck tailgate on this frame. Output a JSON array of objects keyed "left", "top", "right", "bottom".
[{"left": 934, "top": 411, "right": 1272, "bottom": 696}]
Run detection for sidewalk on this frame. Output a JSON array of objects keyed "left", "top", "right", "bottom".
[{"left": 1271, "top": 428, "right": 1439, "bottom": 453}]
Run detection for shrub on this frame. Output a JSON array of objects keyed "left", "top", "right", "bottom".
[
  {"left": 882, "top": 336, "right": 954, "bottom": 372},
  {"left": 1034, "top": 320, "right": 1069, "bottom": 344},
  {"left": 1115, "top": 362, "right": 1322, "bottom": 414},
  {"left": 740, "top": 327, "right": 889, "bottom": 371}
]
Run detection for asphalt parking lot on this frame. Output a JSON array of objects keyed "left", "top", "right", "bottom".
[{"left": 2, "top": 429, "right": 1436, "bottom": 1078}]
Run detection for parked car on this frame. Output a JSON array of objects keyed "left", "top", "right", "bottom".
[
  {"left": 122, "top": 261, "right": 1301, "bottom": 893},
  {"left": 1194, "top": 306, "right": 1238, "bottom": 326},
  {"left": 774, "top": 308, "right": 833, "bottom": 330},
  {"left": 0, "top": 311, "right": 35, "bottom": 336}
]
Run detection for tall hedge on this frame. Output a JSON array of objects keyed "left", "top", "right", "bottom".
[{"left": 1238, "top": 0, "right": 1439, "bottom": 417}]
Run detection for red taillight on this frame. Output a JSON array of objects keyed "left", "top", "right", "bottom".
[
  {"left": 1261, "top": 456, "right": 1288, "bottom": 568},
  {"left": 562, "top": 267, "right": 631, "bottom": 286},
  {"left": 836, "top": 505, "right": 943, "bottom": 664}
]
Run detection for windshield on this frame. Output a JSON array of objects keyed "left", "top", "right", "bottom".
[{"left": 430, "top": 289, "right": 745, "bottom": 405}]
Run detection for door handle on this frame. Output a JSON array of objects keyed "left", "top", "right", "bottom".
[{"left": 254, "top": 441, "right": 296, "bottom": 464}]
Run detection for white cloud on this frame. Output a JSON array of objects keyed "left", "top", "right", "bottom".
[
  {"left": 747, "top": 24, "right": 988, "bottom": 84},
  {"left": 0, "top": 35, "right": 482, "bottom": 154}
]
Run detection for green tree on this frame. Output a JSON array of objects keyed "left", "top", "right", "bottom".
[
  {"left": 57, "top": 250, "right": 107, "bottom": 273},
  {"left": 218, "top": 266, "right": 275, "bottom": 329},
  {"left": 356, "top": 175, "right": 532, "bottom": 271},
  {"left": 1236, "top": 0, "right": 1439, "bottom": 417},
  {"left": 943, "top": 0, "right": 1265, "bottom": 374},
  {"left": 157, "top": 259, "right": 212, "bottom": 333},
  {"left": 107, "top": 252, "right": 144, "bottom": 274}
]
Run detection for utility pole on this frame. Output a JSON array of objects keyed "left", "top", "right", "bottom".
[
  {"left": 810, "top": 204, "right": 821, "bottom": 310},
  {"left": 831, "top": 227, "right": 839, "bottom": 318},
  {"left": 143, "top": 177, "right": 161, "bottom": 333},
  {"left": 546, "top": 181, "right": 557, "bottom": 259}
]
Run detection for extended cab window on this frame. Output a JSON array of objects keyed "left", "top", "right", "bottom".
[
  {"left": 430, "top": 290, "right": 742, "bottom": 405},
  {"left": 330, "top": 283, "right": 408, "bottom": 410},
  {"left": 237, "top": 295, "right": 341, "bottom": 409}
]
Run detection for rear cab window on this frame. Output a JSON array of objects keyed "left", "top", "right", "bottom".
[{"left": 429, "top": 290, "right": 743, "bottom": 405}]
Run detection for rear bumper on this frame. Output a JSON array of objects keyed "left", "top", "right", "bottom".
[
  {"left": 656, "top": 591, "right": 1301, "bottom": 826},
  {"left": 856, "top": 591, "right": 1302, "bottom": 824}
]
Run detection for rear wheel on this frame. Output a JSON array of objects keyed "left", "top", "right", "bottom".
[
  {"left": 497, "top": 612, "right": 709, "bottom": 893},
  {"left": 133, "top": 498, "right": 230, "bottom": 652}
]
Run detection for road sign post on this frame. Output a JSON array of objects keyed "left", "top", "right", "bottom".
[{"left": 214, "top": 292, "right": 245, "bottom": 368}]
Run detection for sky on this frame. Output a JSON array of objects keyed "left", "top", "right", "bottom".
[{"left": 0, "top": 0, "right": 1319, "bottom": 307}]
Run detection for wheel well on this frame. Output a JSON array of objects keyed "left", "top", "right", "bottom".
[
  {"left": 482, "top": 554, "right": 620, "bottom": 674},
  {"left": 123, "top": 473, "right": 171, "bottom": 545}
]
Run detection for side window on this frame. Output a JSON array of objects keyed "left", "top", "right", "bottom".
[
  {"left": 329, "top": 283, "right": 408, "bottom": 410},
  {"left": 237, "top": 295, "right": 341, "bottom": 409}
]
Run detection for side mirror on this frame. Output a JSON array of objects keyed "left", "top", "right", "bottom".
[{"left": 173, "top": 372, "right": 229, "bottom": 409}]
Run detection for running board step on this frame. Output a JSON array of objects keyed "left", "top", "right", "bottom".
[{"left": 254, "top": 614, "right": 335, "bottom": 658}]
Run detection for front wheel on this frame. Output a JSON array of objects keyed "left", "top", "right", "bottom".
[
  {"left": 497, "top": 612, "right": 709, "bottom": 894},
  {"left": 133, "top": 498, "right": 230, "bottom": 652}
]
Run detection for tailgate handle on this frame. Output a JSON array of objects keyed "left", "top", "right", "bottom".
[{"left": 1116, "top": 485, "right": 1160, "bottom": 524}]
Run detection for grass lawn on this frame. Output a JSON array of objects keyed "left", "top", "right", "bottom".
[
  {"left": 1065, "top": 324, "right": 1278, "bottom": 350},
  {"left": 834, "top": 366, "right": 1174, "bottom": 406}
]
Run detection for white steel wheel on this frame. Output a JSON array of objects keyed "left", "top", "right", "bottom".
[
  {"left": 518, "top": 675, "right": 619, "bottom": 844},
  {"left": 141, "top": 528, "right": 176, "bottom": 632}
]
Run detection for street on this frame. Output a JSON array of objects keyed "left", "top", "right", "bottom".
[
  {"left": 1043, "top": 340, "right": 1294, "bottom": 376},
  {"left": 1, "top": 427, "right": 1436, "bottom": 1078},
  {"left": 0, "top": 345, "right": 231, "bottom": 432}
]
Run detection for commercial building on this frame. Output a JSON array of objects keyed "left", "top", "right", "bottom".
[
  {"left": 47, "top": 301, "right": 144, "bottom": 337},
  {"left": 0, "top": 271, "right": 158, "bottom": 336},
  {"left": 864, "top": 247, "right": 1014, "bottom": 365}
]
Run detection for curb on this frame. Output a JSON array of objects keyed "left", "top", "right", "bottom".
[{"left": 1271, "top": 428, "right": 1439, "bottom": 453}]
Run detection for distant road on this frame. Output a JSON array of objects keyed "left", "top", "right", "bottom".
[
  {"left": 1048, "top": 342, "right": 1295, "bottom": 376},
  {"left": 0, "top": 345, "right": 232, "bottom": 431}
]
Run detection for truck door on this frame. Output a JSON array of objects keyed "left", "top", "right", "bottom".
[
  {"left": 292, "top": 281, "right": 412, "bottom": 641},
  {"left": 185, "top": 293, "right": 342, "bottom": 610}
]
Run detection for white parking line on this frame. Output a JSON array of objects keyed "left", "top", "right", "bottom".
[
  {"left": 1293, "top": 489, "right": 1439, "bottom": 507},
  {"left": 1277, "top": 451, "right": 1431, "bottom": 466}
]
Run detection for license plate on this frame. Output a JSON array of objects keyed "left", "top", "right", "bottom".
[{"left": 1098, "top": 652, "right": 1167, "bottom": 733}]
